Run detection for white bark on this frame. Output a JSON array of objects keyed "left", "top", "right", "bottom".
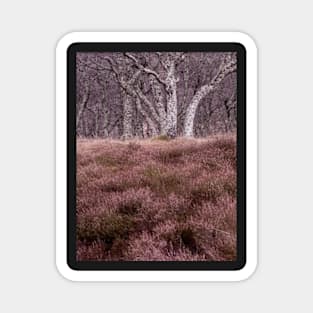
[
  {"left": 165, "top": 60, "right": 178, "bottom": 138},
  {"left": 183, "top": 58, "right": 236, "bottom": 137},
  {"left": 125, "top": 53, "right": 179, "bottom": 138},
  {"left": 122, "top": 91, "right": 133, "bottom": 140},
  {"left": 183, "top": 85, "right": 212, "bottom": 137},
  {"left": 119, "top": 70, "right": 142, "bottom": 139},
  {"left": 134, "top": 86, "right": 160, "bottom": 125},
  {"left": 135, "top": 97, "right": 157, "bottom": 137},
  {"left": 149, "top": 75, "right": 167, "bottom": 135},
  {"left": 76, "top": 85, "right": 90, "bottom": 129}
]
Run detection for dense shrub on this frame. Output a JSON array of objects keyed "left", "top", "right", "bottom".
[{"left": 76, "top": 135, "right": 237, "bottom": 261}]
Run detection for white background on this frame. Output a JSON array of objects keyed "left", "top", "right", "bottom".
[{"left": 0, "top": 0, "right": 312, "bottom": 312}]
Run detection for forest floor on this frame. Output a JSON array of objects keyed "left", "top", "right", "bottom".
[{"left": 76, "top": 134, "right": 237, "bottom": 261}]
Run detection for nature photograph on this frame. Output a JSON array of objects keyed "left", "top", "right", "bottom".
[{"left": 75, "top": 51, "right": 238, "bottom": 262}]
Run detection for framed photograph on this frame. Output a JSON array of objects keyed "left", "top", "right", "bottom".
[{"left": 56, "top": 32, "right": 257, "bottom": 281}]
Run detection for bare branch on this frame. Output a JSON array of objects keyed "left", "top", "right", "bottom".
[
  {"left": 124, "top": 53, "right": 167, "bottom": 86},
  {"left": 174, "top": 52, "right": 185, "bottom": 66},
  {"left": 134, "top": 85, "right": 160, "bottom": 123},
  {"left": 96, "top": 56, "right": 120, "bottom": 78}
]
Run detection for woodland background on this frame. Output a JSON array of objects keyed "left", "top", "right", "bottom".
[{"left": 76, "top": 52, "right": 237, "bottom": 139}]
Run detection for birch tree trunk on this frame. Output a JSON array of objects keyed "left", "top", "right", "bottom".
[
  {"left": 102, "top": 103, "right": 109, "bottom": 137},
  {"left": 120, "top": 70, "right": 142, "bottom": 140},
  {"left": 76, "top": 85, "right": 90, "bottom": 130},
  {"left": 122, "top": 90, "right": 133, "bottom": 140},
  {"left": 183, "top": 58, "right": 236, "bottom": 137},
  {"left": 135, "top": 97, "right": 157, "bottom": 137},
  {"left": 183, "top": 85, "right": 213, "bottom": 137},
  {"left": 165, "top": 60, "right": 178, "bottom": 138},
  {"left": 149, "top": 75, "right": 167, "bottom": 135}
]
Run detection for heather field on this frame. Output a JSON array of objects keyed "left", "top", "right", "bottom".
[{"left": 76, "top": 135, "right": 237, "bottom": 261}]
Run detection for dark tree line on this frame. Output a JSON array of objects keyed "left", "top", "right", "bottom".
[{"left": 76, "top": 52, "right": 237, "bottom": 139}]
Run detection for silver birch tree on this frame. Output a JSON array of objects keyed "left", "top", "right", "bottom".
[{"left": 183, "top": 54, "right": 237, "bottom": 137}]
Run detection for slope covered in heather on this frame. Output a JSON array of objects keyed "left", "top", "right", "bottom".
[{"left": 76, "top": 135, "right": 236, "bottom": 261}]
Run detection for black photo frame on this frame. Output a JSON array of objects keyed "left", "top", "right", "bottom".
[{"left": 67, "top": 42, "right": 246, "bottom": 271}]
